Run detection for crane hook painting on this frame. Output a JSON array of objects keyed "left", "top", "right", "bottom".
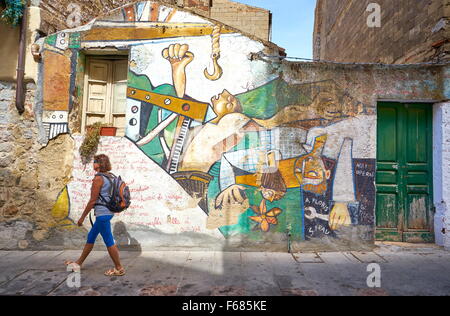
[{"left": 204, "top": 25, "right": 223, "bottom": 81}]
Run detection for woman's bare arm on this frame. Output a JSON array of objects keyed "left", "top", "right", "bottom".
[{"left": 78, "top": 176, "right": 104, "bottom": 223}]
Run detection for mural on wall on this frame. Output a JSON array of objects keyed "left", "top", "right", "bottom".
[
  {"left": 42, "top": 1, "right": 377, "bottom": 246},
  {"left": 65, "top": 136, "right": 224, "bottom": 238},
  {"left": 124, "top": 35, "right": 377, "bottom": 241}
]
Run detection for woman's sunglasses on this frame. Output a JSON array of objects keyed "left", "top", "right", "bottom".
[{"left": 94, "top": 160, "right": 100, "bottom": 164}]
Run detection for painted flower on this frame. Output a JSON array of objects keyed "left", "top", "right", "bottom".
[{"left": 249, "top": 200, "right": 283, "bottom": 232}]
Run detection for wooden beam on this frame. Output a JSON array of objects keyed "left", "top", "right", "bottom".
[{"left": 83, "top": 23, "right": 235, "bottom": 42}]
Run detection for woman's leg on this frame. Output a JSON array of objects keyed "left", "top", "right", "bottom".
[
  {"left": 77, "top": 219, "right": 100, "bottom": 265},
  {"left": 98, "top": 216, "right": 124, "bottom": 271},
  {"left": 75, "top": 243, "right": 94, "bottom": 266},
  {"left": 66, "top": 219, "right": 99, "bottom": 268},
  {"left": 107, "top": 245, "right": 124, "bottom": 271}
]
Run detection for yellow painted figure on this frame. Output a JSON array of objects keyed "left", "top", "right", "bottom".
[
  {"left": 51, "top": 186, "right": 77, "bottom": 230},
  {"left": 294, "top": 135, "right": 331, "bottom": 196},
  {"left": 294, "top": 135, "right": 352, "bottom": 231}
]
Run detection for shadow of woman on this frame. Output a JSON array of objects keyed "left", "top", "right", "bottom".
[{"left": 113, "top": 221, "right": 142, "bottom": 253}]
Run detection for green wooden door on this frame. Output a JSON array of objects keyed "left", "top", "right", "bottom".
[{"left": 376, "top": 102, "right": 434, "bottom": 243}]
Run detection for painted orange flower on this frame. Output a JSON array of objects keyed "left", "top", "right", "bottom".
[{"left": 249, "top": 200, "right": 283, "bottom": 232}]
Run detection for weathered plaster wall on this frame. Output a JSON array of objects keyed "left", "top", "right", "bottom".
[
  {"left": 433, "top": 101, "right": 450, "bottom": 249},
  {"left": 443, "top": 67, "right": 450, "bottom": 250},
  {"left": 0, "top": 6, "right": 42, "bottom": 82},
  {"left": 445, "top": 103, "right": 450, "bottom": 251},
  {"left": 0, "top": 22, "right": 20, "bottom": 81},
  {"left": 1, "top": 1, "right": 449, "bottom": 252},
  {"left": 276, "top": 61, "right": 446, "bottom": 250}
]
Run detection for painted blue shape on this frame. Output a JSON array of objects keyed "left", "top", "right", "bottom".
[
  {"left": 190, "top": 120, "right": 202, "bottom": 128},
  {"left": 136, "top": 2, "right": 146, "bottom": 21},
  {"left": 204, "top": 105, "right": 217, "bottom": 123}
]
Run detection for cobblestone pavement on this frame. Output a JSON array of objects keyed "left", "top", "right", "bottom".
[{"left": 0, "top": 243, "right": 449, "bottom": 296}]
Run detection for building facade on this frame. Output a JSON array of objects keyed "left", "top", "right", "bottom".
[
  {"left": 314, "top": 0, "right": 450, "bottom": 250},
  {"left": 314, "top": 0, "right": 449, "bottom": 64},
  {"left": 0, "top": 0, "right": 449, "bottom": 252},
  {"left": 0, "top": 0, "right": 272, "bottom": 83}
]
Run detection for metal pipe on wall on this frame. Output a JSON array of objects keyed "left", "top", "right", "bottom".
[{"left": 15, "top": 3, "right": 28, "bottom": 115}]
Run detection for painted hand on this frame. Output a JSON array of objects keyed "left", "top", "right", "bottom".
[
  {"left": 162, "top": 44, "right": 194, "bottom": 74},
  {"left": 329, "top": 202, "right": 352, "bottom": 231},
  {"left": 162, "top": 44, "right": 194, "bottom": 98},
  {"left": 215, "top": 185, "right": 247, "bottom": 209}
]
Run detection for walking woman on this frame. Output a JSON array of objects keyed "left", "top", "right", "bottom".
[{"left": 65, "top": 154, "right": 125, "bottom": 276}]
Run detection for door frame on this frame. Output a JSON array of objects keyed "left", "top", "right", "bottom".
[{"left": 375, "top": 101, "right": 435, "bottom": 243}]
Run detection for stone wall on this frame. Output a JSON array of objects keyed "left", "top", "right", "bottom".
[
  {"left": 0, "top": 81, "right": 75, "bottom": 249},
  {"left": 0, "top": 81, "right": 44, "bottom": 249},
  {"left": 0, "top": 81, "right": 39, "bottom": 223},
  {"left": 314, "top": 0, "right": 449, "bottom": 63}
]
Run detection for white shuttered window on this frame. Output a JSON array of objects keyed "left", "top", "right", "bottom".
[{"left": 82, "top": 58, "right": 128, "bottom": 136}]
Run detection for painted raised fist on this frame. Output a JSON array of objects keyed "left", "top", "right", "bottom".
[
  {"left": 162, "top": 43, "right": 194, "bottom": 71},
  {"left": 162, "top": 44, "right": 195, "bottom": 98}
]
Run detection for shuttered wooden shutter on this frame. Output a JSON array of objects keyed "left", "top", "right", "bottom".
[
  {"left": 84, "top": 60, "right": 111, "bottom": 127},
  {"left": 82, "top": 58, "right": 128, "bottom": 136},
  {"left": 111, "top": 60, "right": 128, "bottom": 137}
]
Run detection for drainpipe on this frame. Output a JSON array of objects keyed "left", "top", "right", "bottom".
[{"left": 15, "top": 3, "right": 28, "bottom": 115}]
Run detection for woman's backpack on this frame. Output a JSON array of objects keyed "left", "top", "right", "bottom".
[{"left": 96, "top": 173, "right": 131, "bottom": 213}]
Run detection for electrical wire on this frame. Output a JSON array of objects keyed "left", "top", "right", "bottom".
[{"left": 250, "top": 51, "right": 449, "bottom": 66}]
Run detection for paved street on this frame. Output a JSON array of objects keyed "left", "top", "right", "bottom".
[{"left": 0, "top": 242, "right": 449, "bottom": 296}]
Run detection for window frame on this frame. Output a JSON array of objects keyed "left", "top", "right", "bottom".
[{"left": 81, "top": 56, "right": 129, "bottom": 136}]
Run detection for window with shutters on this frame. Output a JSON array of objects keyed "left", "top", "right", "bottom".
[{"left": 82, "top": 57, "right": 128, "bottom": 136}]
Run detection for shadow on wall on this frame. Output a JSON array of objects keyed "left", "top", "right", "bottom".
[{"left": 114, "top": 221, "right": 142, "bottom": 252}]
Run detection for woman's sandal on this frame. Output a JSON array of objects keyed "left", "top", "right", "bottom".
[
  {"left": 64, "top": 261, "right": 81, "bottom": 272},
  {"left": 104, "top": 268, "right": 126, "bottom": 277}
]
